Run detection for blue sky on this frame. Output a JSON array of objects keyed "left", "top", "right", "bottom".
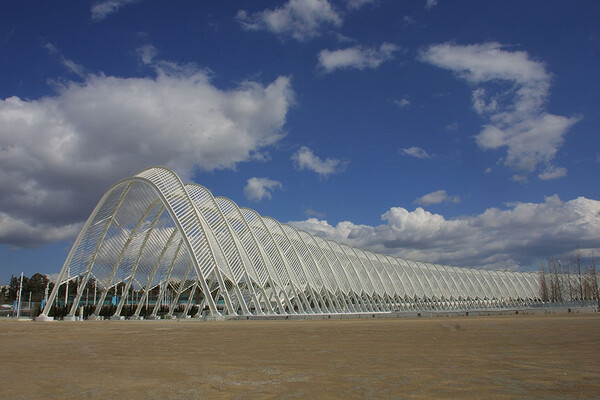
[{"left": 1, "top": 0, "right": 599, "bottom": 284}]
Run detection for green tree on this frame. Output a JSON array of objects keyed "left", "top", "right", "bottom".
[
  {"left": 0, "top": 286, "right": 8, "bottom": 304},
  {"left": 8, "top": 275, "right": 26, "bottom": 303},
  {"left": 25, "top": 273, "right": 50, "bottom": 302}
]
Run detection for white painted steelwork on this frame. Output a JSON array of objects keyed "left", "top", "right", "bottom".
[{"left": 42, "top": 167, "right": 548, "bottom": 319}]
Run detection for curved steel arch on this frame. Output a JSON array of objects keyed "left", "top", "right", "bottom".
[{"left": 43, "top": 167, "right": 548, "bottom": 319}]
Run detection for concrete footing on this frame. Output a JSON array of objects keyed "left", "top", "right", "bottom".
[{"left": 34, "top": 315, "right": 54, "bottom": 322}]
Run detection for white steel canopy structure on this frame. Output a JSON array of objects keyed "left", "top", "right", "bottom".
[{"left": 41, "top": 167, "right": 544, "bottom": 320}]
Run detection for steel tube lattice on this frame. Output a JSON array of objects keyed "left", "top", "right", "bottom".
[{"left": 43, "top": 167, "right": 556, "bottom": 319}]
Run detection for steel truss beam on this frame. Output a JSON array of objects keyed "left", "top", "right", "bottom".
[{"left": 43, "top": 167, "right": 556, "bottom": 319}]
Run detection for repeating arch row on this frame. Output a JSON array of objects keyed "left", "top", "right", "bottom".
[{"left": 42, "top": 167, "right": 545, "bottom": 319}]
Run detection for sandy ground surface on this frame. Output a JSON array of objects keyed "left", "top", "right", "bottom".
[{"left": 0, "top": 313, "right": 599, "bottom": 399}]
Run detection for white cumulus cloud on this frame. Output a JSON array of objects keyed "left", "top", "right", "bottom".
[
  {"left": 291, "top": 146, "right": 347, "bottom": 177},
  {"left": 244, "top": 178, "right": 283, "bottom": 202},
  {"left": 237, "top": 0, "right": 342, "bottom": 42},
  {"left": 318, "top": 43, "right": 399, "bottom": 73},
  {"left": 0, "top": 56, "right": 294, "bottom": 246},
  {"left": 289, "top": 195, "right": 600, "bottom": 271},
  {"left": 420, "top": 42, "right": 580, "bottom": 179}
]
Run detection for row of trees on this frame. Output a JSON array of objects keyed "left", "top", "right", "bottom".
[
  {"left": 539, "top": 250, "right": 599, "bottom": 303},
  {"left": 1, "top": 273, "right": 53, "bottom": 305}
]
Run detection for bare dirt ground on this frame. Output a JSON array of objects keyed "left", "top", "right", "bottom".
[{"left": 0, "top": 313, "right": 599, "bottom": 399}]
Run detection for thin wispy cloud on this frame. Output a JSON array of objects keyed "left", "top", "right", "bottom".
[
  {"left": 403, "top": 15, "right": 416, "bottom": 25},
  {"left": 420, "top": 42, "right": 580, "bottom": 180},
  {"left": 44, "top": 43, "right": 86, "bottom": 78},
  {"left": 445, "top": 122, "right": 458, "bottom": 131},
  {"left": 344, "top": 0, "right": 375, "bottom": 10},
  {"left": 538, "top": 166, "right": 567, "bottom": 180},
  {"left": 394, "top": 96, "right": 411, "bottom": 109},
  {"left": 304, "top": 208, "right": 326, "bottom": 218},
  {"left": 425, "top": 0, "right": 438, "bottom": 9},
  {"left": 399, "top": 146, "right": 433, "bottom": 159},
  {"left": 91, "top": 0, "right": 139, "bottom": 21},
  {"left": 136, "top": 44, "right": 158, "bottom": 65},
  {"left": 318, "top": 43, "right": 399, "bottom": 73},
  {"left": 511, "top": 174, "right": 529, "bottom": 184}
]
